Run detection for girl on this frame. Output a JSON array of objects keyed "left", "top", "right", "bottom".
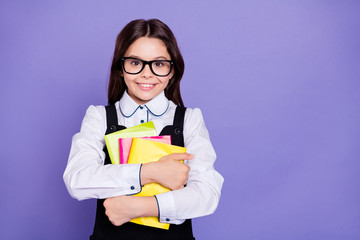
[{"left": 63, "top": 19, "right": 224, "bottom": 240}]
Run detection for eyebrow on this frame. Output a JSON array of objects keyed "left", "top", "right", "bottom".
[{"left": 127, "top": 55, "right": 169, "bottom": 60}]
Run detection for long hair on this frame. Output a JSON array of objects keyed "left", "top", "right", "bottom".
[{"left": 108, "top": 19, "right": 185, "bottom": 106}]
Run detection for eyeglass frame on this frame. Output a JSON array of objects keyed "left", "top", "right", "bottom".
[{"left": 120, "top": 57, "right": 174, "bottom": 77}]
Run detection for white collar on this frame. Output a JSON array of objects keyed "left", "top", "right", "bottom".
[{"left": 119, "top": 91, "right": 169, "bottom": 118}]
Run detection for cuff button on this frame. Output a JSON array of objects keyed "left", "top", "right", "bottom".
[
  {"left": 166, "top": 218, "right": 170, "bottom": 221},
  {"left": 130, "top": 186, "right": 135, "bottom": 190}
]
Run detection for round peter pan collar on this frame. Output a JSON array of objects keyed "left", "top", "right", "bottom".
[{"left": 119, "top": 91, "right": 169, "bottom": 118}]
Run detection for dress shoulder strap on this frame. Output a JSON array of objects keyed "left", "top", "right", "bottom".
[
  {"left": 173, "top": 106, "right": 186, "bottom": 129},
  {"left": 103, "top": 105, "right": 126, "bottom": 165},
  {"left": 105, "top": 105, "right": 124, "bottom": 134},
  {"left": 159, "top": 106, "right": 186, "bottom": 147}
]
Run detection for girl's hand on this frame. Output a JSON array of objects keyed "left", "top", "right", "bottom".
[
  {"left": 141, "top": 153, "right": 194, "bottom": 190},
  {"left": 104, "top": 196, "right": 136, "bottom": 226},
  {"left": 104, "top": 195, "right": 158, "bottom": 226}
]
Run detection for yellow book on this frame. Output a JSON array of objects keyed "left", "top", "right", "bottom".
[
  {"left": 104, "top": 121, "right": 156, "bottom": 165},
  {"left": 127, "top": 138, "right": 187, "bottom": 230}
]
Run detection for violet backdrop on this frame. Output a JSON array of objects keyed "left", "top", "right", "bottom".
[{"left": 1, "top": 0, "right": 359, "bottom": 239}]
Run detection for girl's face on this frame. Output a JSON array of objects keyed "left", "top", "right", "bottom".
[{"left": 122, "top": 37, "right": 174, "bottom": 105}]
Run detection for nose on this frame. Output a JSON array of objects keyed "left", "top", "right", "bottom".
[{"left": 141, "top": 63, "right": 153, "bottom": 78}]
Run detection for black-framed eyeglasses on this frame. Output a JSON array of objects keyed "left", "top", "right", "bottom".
[{"left": 121, "top": 57, "right": 174, "bottom": 77}]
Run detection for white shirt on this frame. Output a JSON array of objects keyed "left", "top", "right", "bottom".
[{"left": 63, "top": 91, "right": 224, "bottom": 224}]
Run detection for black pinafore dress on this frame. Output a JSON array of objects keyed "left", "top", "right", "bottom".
[{"left": 90, "top": 105, "right": 195, "bottom": 240}]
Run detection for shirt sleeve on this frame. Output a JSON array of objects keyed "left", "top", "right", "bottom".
[
  {"left": 63, "top": 105, "right": 142, "bottom": 200},
  {"left": 155, "top": 108, "right": 224, "bottom": 224}
]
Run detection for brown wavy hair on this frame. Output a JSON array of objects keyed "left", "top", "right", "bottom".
[{"left": 108, "top": 19, "right": 185, "bottom": 106}]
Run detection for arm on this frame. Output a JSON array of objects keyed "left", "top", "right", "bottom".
[
  {"left": 104, "top": 108, "right": 224, "bottom": 225},
  {"left": 104, "top": 195, "right": 158, "bottom": 226},
  {"left": 155, "top": 108, "right": 224, "bottom": 224},
  {"left": 103, "top": 152, "right": 194, "bottom": 226},
  {"left": 63, "top": 105, "right": 142, "bottom": 200}
]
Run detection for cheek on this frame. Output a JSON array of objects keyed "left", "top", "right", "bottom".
[
  {"left": 123, "top": 74, "right": 137, "bottom": 85},
  {"left": 158, "top": 78, "right": 170, "bottom": 86}
]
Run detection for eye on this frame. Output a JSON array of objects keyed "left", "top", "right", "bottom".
[
  {"left": 130, "top": 60, "right": 141, "bottom": 66},
  {"left": 154, "top": 61, "right": 165, "bottom": 67}
]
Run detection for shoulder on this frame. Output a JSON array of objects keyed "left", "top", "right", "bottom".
[
  {"left": 83, "top": 105, "right": 106, "bottom": 121},
  {"left": 167, "top": 102, "right": 205, "bottom": 124},
  {"left": 184, "top": 107, "right": 204, "bottom": 124},
  {"left": 183, "top": 106, "right": 208, "bottom": 135},
  {"left": 80, "top": 105, "right": 107, "bottom": 134},
  {"left": 166, "top": 101, "right": 206, "bottom": 127},
  {"left": 182, "top": 106, "right": 212, "bottom": 146}
]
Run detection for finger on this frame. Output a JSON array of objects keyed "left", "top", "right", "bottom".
[
  {"left": 168, "top": 153, "right": 194, "bottom": 161},
  {"left": 103, "top": 199, "right": 109, "bottom": 208}
]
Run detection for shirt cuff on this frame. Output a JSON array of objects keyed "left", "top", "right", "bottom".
[
  {"left": 155, "top": 191, "right": 185, "bottom": 225},
  {"left": 122, "top": 163, "right": 142, "bottom": 195}
]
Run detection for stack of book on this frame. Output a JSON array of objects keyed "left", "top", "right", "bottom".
[{"left": 104, "top": 121, "right": 186, "bottom": 230}]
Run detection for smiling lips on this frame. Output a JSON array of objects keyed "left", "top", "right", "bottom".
[{"left": 137, "top": 83, "right": 156, "bottom": 90}]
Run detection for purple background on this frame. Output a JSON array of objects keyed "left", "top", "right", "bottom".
[{"left": 1, "top": 0, "right": 360, "bottom": 239}]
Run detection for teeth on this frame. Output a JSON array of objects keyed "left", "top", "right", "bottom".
[{"left": 140, "top": 84, "right": 154, "bottom": 88}]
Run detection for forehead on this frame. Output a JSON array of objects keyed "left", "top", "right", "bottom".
[{"left": 124, "top": 37, "right": 170, "bottom": 60}]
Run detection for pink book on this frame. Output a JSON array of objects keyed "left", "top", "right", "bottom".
[{"left": 119, "top": 135, "right": 171, "bottom": 164}]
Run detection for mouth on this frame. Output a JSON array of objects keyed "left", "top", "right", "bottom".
[{"left": 137, "top": 83, "right": 157, "bottom": 90}]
